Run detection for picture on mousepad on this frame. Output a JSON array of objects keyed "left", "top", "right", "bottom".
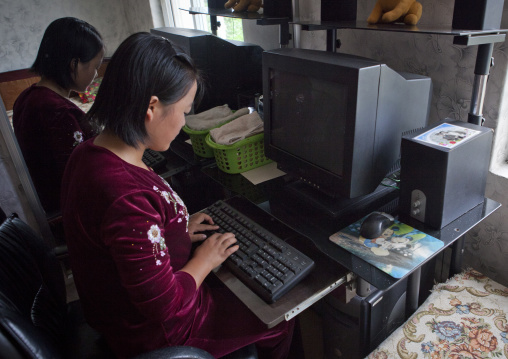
[{"left": 329, "top": 214, "right": 444, "bottom": 278}]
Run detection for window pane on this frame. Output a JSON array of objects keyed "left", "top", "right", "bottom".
[
  {"left": 170, "top": 0, "right": 210, "bottom": 30},
  {"left": 218, "top": 17, "right": 244, "bottom": 41},
  {"left": 166, "top": 0, "right": 243, "bottom": 41}
]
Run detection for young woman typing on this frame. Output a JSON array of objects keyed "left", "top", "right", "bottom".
[{"left": 61, "top": 32, "right": 294, "bottom": 359}]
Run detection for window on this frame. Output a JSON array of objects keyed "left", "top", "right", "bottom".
[{"left": 161, "top": 0, "right": 244, "bottom": 41}]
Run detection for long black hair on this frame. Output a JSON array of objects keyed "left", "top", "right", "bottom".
[
  {"left": 31, "top": 17, "right": 103, "bottom": 89},
  {"left": 86, "top": 32, "right": 203, "bottom": 148}
]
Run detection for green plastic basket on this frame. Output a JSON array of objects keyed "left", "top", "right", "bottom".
[
  {"left": 205, "top": 133, "right": 272, "bottom": 174},
  {"left": 182, "top": 125, "right": 215, "bottom": 158}
]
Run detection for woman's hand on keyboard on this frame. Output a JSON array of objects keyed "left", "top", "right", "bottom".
[
  {"left": 195, "top": 232, "right": 239, "bottom": 269},
  {"left": 188, "top": 212, "right": 219, "bottom": 242},
  {"left": 181, "top": 232, "right": 239, "bottom": 288}
]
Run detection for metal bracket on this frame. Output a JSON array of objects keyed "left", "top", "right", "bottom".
[
  {"left": 284, "top": 273, "right": 351, "bottom": 321},
  {"left": 345, "top": 272, "right": 357, "bottom": 303}
]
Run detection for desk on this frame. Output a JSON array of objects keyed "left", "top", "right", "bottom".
[
  {"left": 197, "top": 161, "right": 500, "bottom": 355},
  {"left": 165, "top": 142, "right": 500, "bottom": 354},
  {"left": 155, "top": 134, "right": 215, "bottom": 179},
  {"left": 201, "top": 163, "right": 500, "bottom": 291}
]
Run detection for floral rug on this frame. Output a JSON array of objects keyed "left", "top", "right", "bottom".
[{"left": 367, "top": 268, "right": 508, "bottom": 358}]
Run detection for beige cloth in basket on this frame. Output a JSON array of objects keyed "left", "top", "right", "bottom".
[
  {"left": 185, "top": 105, "right": 249, "bottom": 131},
  {"left": 209, "top": 111, "right": 264, "bottom": 145}
]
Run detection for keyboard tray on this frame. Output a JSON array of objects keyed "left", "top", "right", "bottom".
[{"left": 205, "top": 196, "right": 350, "bottom": 328}]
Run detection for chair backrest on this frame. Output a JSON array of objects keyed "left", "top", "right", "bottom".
[{"left": 0, "top": 213, "right": 68, "bottom": 358}]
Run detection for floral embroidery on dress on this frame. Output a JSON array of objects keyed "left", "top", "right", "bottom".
[
  {"left": 147, "top": 224, "right": 167, "bottom": 265},
  {"left": 153, "top": 181, "right": 189, "bottom": 228},
  {"left": 144, "top": 179, "right": 191, "bottom": 266},
  {"left": 73, "top": 131, "right": 84, "bottom": 147}
]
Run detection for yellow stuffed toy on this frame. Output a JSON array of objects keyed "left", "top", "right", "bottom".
[
  {"left": 224, "top": 0, "right": 262, "bottom": 12},
  {"left": 367, "top": 0, "right": 422, "bottom": 25}
]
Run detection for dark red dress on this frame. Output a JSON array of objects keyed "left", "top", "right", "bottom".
[
  {"left": 61, "top": 139, "right": 294, "bottom": 358},
  {"left": 13, "top": 84, "right": 94, "bottom": 213}
]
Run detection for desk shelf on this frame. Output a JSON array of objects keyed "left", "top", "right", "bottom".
[
  {"left": 181, "top": 6, "right": 289, "bottom": 25},
  {"left": 294, "top": 20, "right": 506, "bottom": 37},
  {"left": 294, "top": 19, "right": 507, "bottom": 50}
]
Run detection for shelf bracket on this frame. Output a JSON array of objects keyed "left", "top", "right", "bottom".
[
  {"left": 468, "top": 43, "right": 494, "bottom": 125},
  {"left": 326, "top": 29, "right": 337, "bottom": 52},
  {"left": 210, "top": 15, "right": 218, "bottom": 35},
  {"left": 453, "top": 33, "right": 505, "bottom": 126},
  {"left": 279, "top": 22, "right": 290, "bottom": 47}
]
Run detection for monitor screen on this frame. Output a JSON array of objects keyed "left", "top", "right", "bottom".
[
  {"left": 270, "top": 70, "right": 348, "bottom": 176},
  {"left": 263, "top": 48, "right": 432, "bottom": 201}
]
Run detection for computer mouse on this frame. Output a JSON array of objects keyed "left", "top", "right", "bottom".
[{"left": 359, "top": 212, "right": 395, "bottom": 239}]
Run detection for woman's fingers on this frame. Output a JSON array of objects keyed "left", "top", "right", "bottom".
[
  {"left": 196, "top": 223, "right": 219, "bottom": 233},
  {"left": 212, "top": 233, "right": 238, "bottom": 253}
]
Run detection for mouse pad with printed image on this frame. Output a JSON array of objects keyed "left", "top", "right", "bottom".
[{"left": 329, "top": 214, "right": 444, "bottom": 278}]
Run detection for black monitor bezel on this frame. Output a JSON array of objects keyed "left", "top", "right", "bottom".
[{"left": 262, "top": 48, "right": 383, "bottom": 198}]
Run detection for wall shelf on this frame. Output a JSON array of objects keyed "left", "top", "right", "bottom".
[
  {"left": 295, "top": 20, "right": 506, "bottom": 36},
  {"left": 180, "top": 0, "right": 292, "bottom": 45},
  {"left": 294, "top": 20, "right": 507, "bottom": 49}
]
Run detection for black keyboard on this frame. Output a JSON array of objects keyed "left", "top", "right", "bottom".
[
  {"left": 142, "top": 149, "right": 166, "bottom": 170},
  {"left": 202, "top": 200, "right": 315, "bottom": 303}
]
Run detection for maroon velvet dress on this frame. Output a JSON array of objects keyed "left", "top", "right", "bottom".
[
  {"left": 13, "top": 84, "right": 94, "bottom": 213},
  {"left": 61, "top": 139, "right": 294, "bottom": 358}
]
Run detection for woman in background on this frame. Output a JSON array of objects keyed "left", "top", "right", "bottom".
[
  {"left": 13, "top": 17, "right": 104, "bottom": 214},
  {"left": 61, "top": 32, "right": 294, "bottom": 359}
]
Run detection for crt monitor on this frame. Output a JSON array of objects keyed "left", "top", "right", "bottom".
[
  {"left": 263, "top": 48, "right": 432, "bottom": 200},
  {"left": 151, "top": 27, "right": 263, "bottom": 112}
]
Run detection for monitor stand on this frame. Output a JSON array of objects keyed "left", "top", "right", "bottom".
[{"left": 283, "top": 178, "right": 399, "bottom": 218}]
